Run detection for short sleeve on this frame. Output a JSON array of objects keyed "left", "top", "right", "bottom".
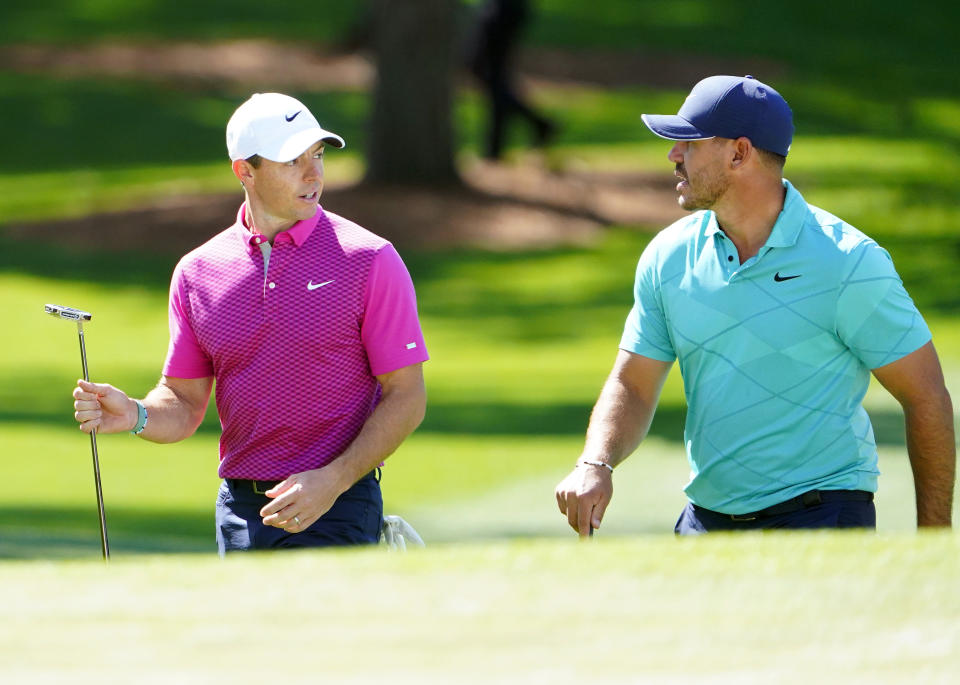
[
  {"left": 162, "top": 261, "right": 215, "bottom": 379},
  {"left": 361, "top": 245, "right": 430, "bottom": 376},
  {"left": 835, "top": 241, "right": 931, "bottom": 369},
  {"left": 619, "top": 240, "right": 677, "bottom": 362}
]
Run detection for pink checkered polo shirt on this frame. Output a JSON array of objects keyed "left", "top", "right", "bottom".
[{"left": 163, "top": 204, "right": 429, "bottom": 479}]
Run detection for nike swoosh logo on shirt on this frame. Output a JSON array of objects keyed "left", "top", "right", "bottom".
[
  {"left": 774, "top": 272, "right": 802, "bottom": 282},
  {"left": 307, "top": 279, "right": 335, "bottom": 290}
]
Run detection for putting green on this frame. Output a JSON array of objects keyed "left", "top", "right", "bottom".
[{"left": 1, "top": 534, "right": 957, "bottom": 683}]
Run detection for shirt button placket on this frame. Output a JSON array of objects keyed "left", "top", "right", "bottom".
[
  {"left": 266, "top": 243, "right": 285, "bottom": 319},
  {"left": 717, "top": 235, "right": 736, "bottom": 278},
  {"left": 267, "top": 280, "right": 277, "bottom": 325}
]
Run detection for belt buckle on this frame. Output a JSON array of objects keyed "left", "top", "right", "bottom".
[
  {"left": 252, "top": 480, "right": 271, "bottom": 495},
  {"left": 729, "top": 513, "right": 757, "bottom": 521}
]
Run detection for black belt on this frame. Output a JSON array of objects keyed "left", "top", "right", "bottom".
[
  {"left": 226, "top": 469, "right": 380, "bottom": 495},
  {"left": 225, "top": 478, "right": 282, "bottom": 495},
  {"left": 698, "top": 489, "right": 874, "bottom": 522}
]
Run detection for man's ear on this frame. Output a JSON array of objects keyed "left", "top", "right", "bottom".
[
  {"left": 729, "top": 137, "right": 754, "bottom": 169},
  {"left": 232, "top": 159, "right": 254, "bottom": 187}
]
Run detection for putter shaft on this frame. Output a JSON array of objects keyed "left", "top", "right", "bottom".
[{"left": 78, "top": 321, "right": 110, "bottom": 561}]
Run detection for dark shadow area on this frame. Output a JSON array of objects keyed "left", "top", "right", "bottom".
[
  {"left": 0, "top": 0, "right": 363, "bottom": 44},
  {"left": 0, "top": 74, "right": 369, "bottom": 174},
  {"left": 0, "top": 505, "right": 214, "bottom": 560},
  {"left": 863, "top": 234, "right": 960, "bottom": 315},
  {"left": 420, "top": 401, "right": 667, "bottom": 438},
  {"left": 0, "top": 238, "right": 180, "bottom": 287},
  {"left": 0, "top": 409, "right": 223, "bottom": 434},
  {"left": 531, "top": 1, "right": 960, "bottom": 100},
  {"left": 423, "top": 403, "right": 912, "bottom": 447},
  {"left": 2, "top": 403, "right": 913, "bottom": 445}
]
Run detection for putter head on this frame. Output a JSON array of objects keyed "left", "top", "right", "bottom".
[{"left": 45, "top": 303, "right": 92, "bottom": 322}]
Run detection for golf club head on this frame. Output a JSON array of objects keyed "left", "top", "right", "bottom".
[{"left": 45, "top": 303, "right": 92, "bottom": 321}]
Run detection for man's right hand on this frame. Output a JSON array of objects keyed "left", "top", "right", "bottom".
[
  {"left": 73, "top": 379, "right": 137, "bottom": 434},
  {"left": 555, "top": 462, "right": 613, "bottom": 537}
]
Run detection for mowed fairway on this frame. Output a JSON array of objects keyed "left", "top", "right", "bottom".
[{"left": 2, "top": 533, "right": 958, "bottom": 684}]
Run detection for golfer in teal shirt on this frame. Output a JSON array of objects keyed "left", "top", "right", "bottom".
[{"left": 555, "top": 75, "right": 955, "bottom": 533}]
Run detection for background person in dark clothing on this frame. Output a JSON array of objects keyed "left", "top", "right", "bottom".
[{"left": 466, "top": 0, "right": 556, "bottom": 160}]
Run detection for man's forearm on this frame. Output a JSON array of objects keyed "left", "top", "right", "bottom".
[
  {"left": 581, "top": 375, "right": 658, "bottom": 467},
  {"left": 905, "top": 390, "right": 956, "bottom": 527},
  {"left": 138, "top": 379, "right": 212, "bottom": 444},
  {"left": 324, "top": 383, "right": 427, "bottom": 490}
]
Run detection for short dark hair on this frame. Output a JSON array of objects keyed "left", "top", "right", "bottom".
[
  {"left": 758, "top": 148, "right": 786, "bottom": 171},
  {"left": 245, "top": 154, "right": 263, "bottom": 169}
]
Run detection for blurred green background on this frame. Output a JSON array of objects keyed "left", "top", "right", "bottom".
[{"left": 1, "top": 0, "right": 958, "bottom": 559}]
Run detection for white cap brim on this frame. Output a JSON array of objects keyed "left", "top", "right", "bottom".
[
  {"left": 640, "top": 114, "right": 715, "bottom": 142},
  {"left": 266, "top": 128, "right": 345, "bottom": 163}
]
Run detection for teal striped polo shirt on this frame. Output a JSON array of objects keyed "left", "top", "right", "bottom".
[{"left": 620, "top": 179, "right": 931, "bottom": 514}]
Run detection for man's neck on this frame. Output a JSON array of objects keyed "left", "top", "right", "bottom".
[
  {"left": 243, "top": 198, "right": 296, "bottom": 244},
  {"left": 713, "top": 180, "right": 786, "bottom": 263}
]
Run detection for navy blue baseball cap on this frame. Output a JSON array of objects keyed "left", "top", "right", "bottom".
[{"left": 641, "top": 75, "right": 794, "bottom": 156}]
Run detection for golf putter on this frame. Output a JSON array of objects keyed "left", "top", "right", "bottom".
[{"left": 45, "top": 304, "right": 110, "bottom": 560}]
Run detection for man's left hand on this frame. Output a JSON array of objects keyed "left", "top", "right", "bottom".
[{"left": 259, "top": 467, "right": 345, "bottom": 531}]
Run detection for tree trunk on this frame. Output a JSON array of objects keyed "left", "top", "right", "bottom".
[{"left": 366, "top": 0, "right": 460, "bottom": 186}]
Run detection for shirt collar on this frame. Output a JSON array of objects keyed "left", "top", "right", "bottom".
[
  {"left": 236, "top": 203, "right": 323, "bottom": 250},
  {"left": 703, "top": 212, "right": 723, "bottom": 238},
  {"left": 765, "top": 179, "right": 804, "bottom": 248},
  {"left": 703, "top": 178, "right": 805, "bottom": 248},
  {"left": 285, "top": 207, "right": 322, "bottom": 247}
]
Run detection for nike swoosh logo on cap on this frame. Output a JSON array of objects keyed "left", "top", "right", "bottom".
[
  {"left": 307, "top": 279, "right": 334, "bottom": 290},
  {"left": 285, "top": 111, "right": 302, "bottom": 122}
]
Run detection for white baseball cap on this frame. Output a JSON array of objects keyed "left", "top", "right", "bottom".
[{"left": 226, "top": 92, "right": 345, "bottom": 163}]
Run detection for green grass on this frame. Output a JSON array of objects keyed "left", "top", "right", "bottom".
[{"left": 1, "top": 534, "right": 958, "bottom": 682}]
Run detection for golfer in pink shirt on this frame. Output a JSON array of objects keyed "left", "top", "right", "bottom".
[{"left": 72, "top": 93, "right": 429, "bottom": 553}]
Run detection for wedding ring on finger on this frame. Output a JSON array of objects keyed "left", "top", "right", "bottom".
[{"left": 293, "top": 516, "right": 301, "bottom": 527}]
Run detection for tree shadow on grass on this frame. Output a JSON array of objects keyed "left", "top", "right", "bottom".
[
  {"left": 2, "top": 403, "right": 912, "bottom": 446},
  {"left": 421, "top": 402, "right": 912, "bottom": 446},
  {"left": 0, "top": 75, "right": 369, "bottom": 175},
  {"left": 0, "top": 506, "right": 214, "bottom": 560}
]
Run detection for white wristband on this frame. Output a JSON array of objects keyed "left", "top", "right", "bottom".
[{"left": 578, "top": 459, "right": 614, "bottom": 473}]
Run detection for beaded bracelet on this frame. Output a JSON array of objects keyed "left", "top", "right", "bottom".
[{"left": 130, "top": 399, "right": 148, "bottom": 435}]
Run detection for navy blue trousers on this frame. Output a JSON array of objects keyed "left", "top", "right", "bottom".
[
  {"left": 216, "top": 472, "right": 383, "bottom": 555},
  {"left": 675, "top": 491, "right": 876, "bottom": 535}
]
